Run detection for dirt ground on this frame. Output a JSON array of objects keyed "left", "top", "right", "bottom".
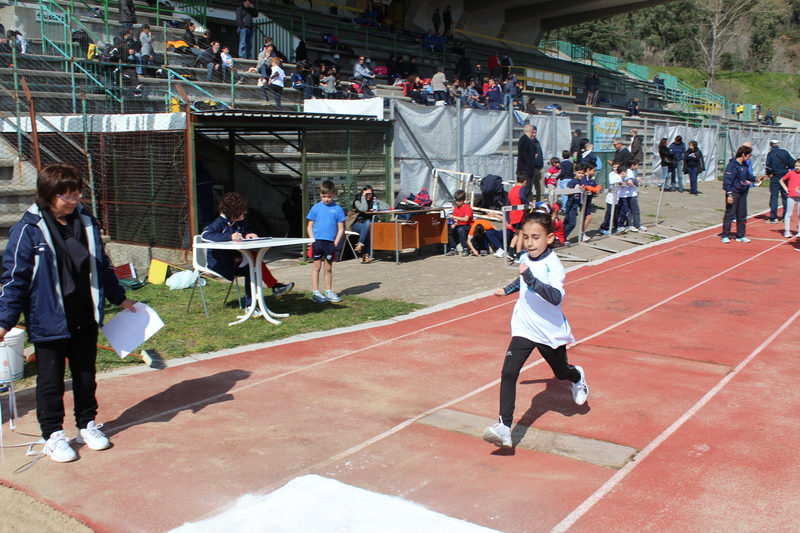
[{"left": 0, "top": 179, "right": 775, "bottom": 532}]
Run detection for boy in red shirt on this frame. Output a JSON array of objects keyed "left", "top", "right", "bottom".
[
  {"left": 507, "top": 173, "right": 529, "bottom": 261},
  {"left": 445, "top": 189, "right": 474, "bottom": 256}
]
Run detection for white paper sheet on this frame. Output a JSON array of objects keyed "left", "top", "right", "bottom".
[{"left": 101, "top": 303, "right": 164, "bottom": 358}]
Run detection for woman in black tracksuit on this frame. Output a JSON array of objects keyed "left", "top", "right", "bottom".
[
  {"left": 658, "top": 138, "right": 676, "bottom": 191},
  {"left": 683, "top": 141, "right": 706, "bottom": 195}
]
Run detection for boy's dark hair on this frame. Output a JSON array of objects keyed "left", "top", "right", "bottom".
[
  {"left": 628, "top": 158, "right": 640, "bottom": 166},
  {"left": 474, "top": 223, "right": 486, "bottom": 238},
  {"left": 585, "top": 162, "right": 597, "bottom": 171},
  {"left": 562, "top": 150, "right": 570, "bottom": 159},
  {"left": 522, "top": 211, "right": 554, "bottom": 237},
  {"left": 218, "top": 192, "right": 248, "bottom": 221},
  {"left": 516, "top": 173, "right": 527, "bottom": 183},
  {"left": 454, "top": 189, "right": 467, "bottom": 202},
  {"left": 320, "top": 180, "right": 336, "bottom": 195},
  {"left": 611, "top": 159, "right": 621, "bottom": 167},
  {"left": 574, "top": 163, "right": 586, "bottom": 172}
]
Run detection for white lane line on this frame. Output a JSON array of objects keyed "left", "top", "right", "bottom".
[
  {"left": 568, "top": 239, "right": 786, "bottom": 348},
  {"left": 550, "top": 307, "right": 800, "bottom": 533}
]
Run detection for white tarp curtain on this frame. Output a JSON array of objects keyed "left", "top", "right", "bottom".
[
  {"left": 726, "top": 129, "right": 800, "bottom": 175},
  {"left": 302, "top": 97, "right": 385, "bottom": 119},
  {"left": 650, "top": 125, "right": 719, "bottom": 184},
  {"left": 394, "top": 101, "right": 572, "bottom": 206},
  {"left": 0, "top": 113, "right": 186, "bottom": 133}
]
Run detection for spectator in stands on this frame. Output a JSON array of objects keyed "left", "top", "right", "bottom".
[
  {"left": 386, "top": 55, "right": 400, "bottom": 79},
  {"left": 626, "top": 96, "right": 640, "bottom": 117},
  {"left": 500, "top": 53, "right": 512, "bottom": 80},
  {"left": 591, "top": 73, "right": 601, "bottom": 106},
  {"left": 251, "top": 44, "right": 275, "bottom": 78},
  {"left": 432, "top": 8, "right": 441, "bottom": 34},
  {"left": 138, "top": 25, "right": 153, "bottom": 75},
  {"left": 261, "top": 57, "right": 284, "bottom": 110},
  {"left": 321, "top": 68, "right": 338, "bottom": 98},
  {"left": 295, "top": 40, "right": 308, "bottom": 62},
  {"left": 472, "top": 62, "right": 484, "bottom": 87},
  {"left": 354, "top": 56, "right": 375, "bottom": 86},
  {"left": 236, "top": 0, "right": 259, "bottom": 60},
  {"left": 423, "top": 30, "right": 437, "bottom": 53},
  {"left": 584, "top": 73, "right": 595, "bottom": 106},
  {"left": 525, "top": 97, "right": 540, "bottom": 115},
  {"left": 488, "top": 52, "right": 500, "bottom": 78},
  {"left": 407, "top": 56, "right": 419, "bottom": 77},
  {"left": 220, "top": 45, "right": 234, "bottom": 83},
  {"left": 198, "top": 41, "right": 222, "bottom": 82},
  {"left": 183, "top": 22, "right": 204, "bottom": 58},
  {"left": 119, "top": 0, "right": 136, "bottom": 29},
  {"left": 7, "top": 29, "right": 27, "bottom": 55},
  {"left": 669, "top": 135, "right": 687, "bottom": 192},
  {"left": 736, "top": 103, "right": 744, "bottom": 119},
  {"left": 629, "top": 128, "right": 644, "bottom": 163},
  {"left": 464, "top": 80, "right": 484, "bottom": 109},
  {"left": 652, "top": 74, "right": 664, "bottom": 90},
  {"left": 455, "top": 54, "right": 471, "bottom": 82},
  {"left": 432, "top": 66, "right": 448, "bottom": 103},
  {"left": 485, "top": 78, "right": 502, "bottom": 110},
  {"left": 765, "top": 109, "right": 775, "bottom": 125},
  {"left": 291, "top": 62, "right": 315, "bottom": 100},
  {"left": 402, "top": 75, "right": 423, "bottom": 104},
  {"left": 503, "top": 73, "right": 517, "bottom": 111},
  {"left": 197, "top": 29, "right": 212, "bottom": 51},
  {"left": 443, "top": 6, "right": 453, "bottom": 35},
  {"left": 613, "top": 137, "right": 632, "bottom": 168}
]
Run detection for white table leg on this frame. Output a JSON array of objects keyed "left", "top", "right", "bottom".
[{"left": 253, "top": 247, "right": 284, "bottom": 324}]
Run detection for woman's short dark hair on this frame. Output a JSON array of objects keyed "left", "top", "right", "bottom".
[
  {"left": 675, "top": 135, "right": 683, "bottom": 144},
  {"left": 36, "top": 163, "right": 83, "bottom": 210},
  {"left": 218, "top": 192, "right": 248, "bottom": 221},
  {"left": 736, "top": 145, "right": 753, "bottom": 159}
]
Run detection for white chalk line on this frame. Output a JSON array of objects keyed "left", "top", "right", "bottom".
[{"left": 550, "top": 307, "right": 800, "bottom": 533}]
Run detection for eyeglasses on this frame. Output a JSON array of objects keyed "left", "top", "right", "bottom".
[{"left": 57, "top": 193, "right": 83, "bottom": 203}]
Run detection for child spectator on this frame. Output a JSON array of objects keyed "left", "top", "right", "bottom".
[
  {"left": 598, "top": 160, "right": 624, "bottom": 235},
  {"left": 445, "top": 189, "right": 474, "bottom": 256},
  {"left": 467, "top": 215, "right": 504, "bottom": 256},
  {"left": 563, "top": 163, "right": 600, "bottom": 243},
  {"left": 625, "top": 159, "right": 647, "bottom": 232},
  {"left": 780, "top": 159, "right": 800, "bottom": 238},
  {"left": 202, "top": 192, "right": 294, "bottom": 313},
  {"left": 551, "top": 203, "right": 565, "bottom": 246},
  {"left": 307, "top": 180, "right": 345, "bottom": 303},
  {"left": 506, "top": 173, "right": 529, "bottom": 261},
  {"left": 220, "top": 45, "right": 233, "bottom": 83},
  {"left": 556, "top": 150, "right": 574, "bottom": 207},
  {"left": 483, "top": 210, "right": 588, "bottom": 448},
  {"left": 545, "top": 157, "right": 560, "bottom": 191}
]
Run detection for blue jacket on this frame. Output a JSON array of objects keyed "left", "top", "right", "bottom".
[
  {"left": 765, "top": 146, "right": 794, "bottom": 178},
  {"left": 723, "top": 158, "right": 757, "bottom": 194},
  {"left": 201, "top": 215, "right": 247, "bottom": 280},
  {"left": 0, "top": 204, "right": 126, "bottom": 343},
  {"left": 669, "top": 141, "right": 686, "bottom": 162}
]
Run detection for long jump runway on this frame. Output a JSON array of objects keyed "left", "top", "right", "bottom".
[{"left": 2, "top": 216, "right": 800, "bottom": 533}]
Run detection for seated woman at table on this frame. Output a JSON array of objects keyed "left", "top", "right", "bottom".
[
  {"left": 201, "top": 192, "right": 294, "bottom": 310},
  {"left": 349, "top": 185, "right": 390, "bottom": 263}
]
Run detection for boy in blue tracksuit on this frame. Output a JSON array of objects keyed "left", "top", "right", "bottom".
[
  {"left": 721, "top": 145, "right": 765, "bottom": 243},
  {"left": 563, "top": 163, "right": 601, "bottom": 243}
]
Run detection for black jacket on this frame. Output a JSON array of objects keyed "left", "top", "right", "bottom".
[
  {"left": 517, "top": 134, "right": 543, "bottom": 175},
  {"left": 766, "top": 146, "right": 794, "bottom": 178},
  {"left": 236, "top": 4, "right": 259, "bottom": 29}
]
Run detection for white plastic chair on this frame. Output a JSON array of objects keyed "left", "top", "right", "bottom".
[
  {"left": 188, "top": 235, "right": 242, "bottom": 317},
  {"left": 338, "top": 230, "right": 360, "bottom": 262}
]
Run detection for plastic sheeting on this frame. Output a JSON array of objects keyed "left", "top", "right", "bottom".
[
  {"left": 726, "top": 129, "right": 800, "bottom": 175},
  {"left": 651, "top": 125, "right": 719, "bottom": 184},
  {"left": 393, "top": 101, "right": 572, "bottom": 207},
  {"left": 303, "top": 97, "right": 385, "bottom": 119}
]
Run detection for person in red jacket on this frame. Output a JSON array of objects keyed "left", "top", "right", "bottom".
[{"left": 445, "top": 190, "right": 474, "bottom": 256}]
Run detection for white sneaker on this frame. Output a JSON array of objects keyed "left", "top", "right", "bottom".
[
  {"left": 44, "top": 430, "right": 78, "bottom": 462},
  {"left": 628, "top": 226, "right": 639, "bottom": 233},
  {"left": 638, "top": 226, "right": 648, "bottom": 232},
  {"left": 483, "top": 418, "right": 512, "bottom": 448},
  {"left": 76, "top": 421, "right": 110, "bottom": 451},
  {"left": 493, "top": 249, "right": 506, "bottom": 258},
  {"left": 785, "top": 231, "right": 793, "bottom": 238},
  {"left": 325, "top": 290, "right": 342, "bottom": 303},
  {"left": 571, "top": 366, "right": 589, "bottom": 406},
  {"left": 582, "top": 234, "right": 591, "bottom": 242}
]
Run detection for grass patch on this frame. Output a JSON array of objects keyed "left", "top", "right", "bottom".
[{"left": 13, "top": 281, "right": 424, "bottom": 388}]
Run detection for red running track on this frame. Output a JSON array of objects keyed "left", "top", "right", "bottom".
[{"left": 1, "top": 215, "right": 799, "bottom": 532}]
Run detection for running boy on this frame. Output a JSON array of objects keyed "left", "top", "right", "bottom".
[
  {"left": 307, "top": 180, "right": 346, "bottom": 303},
  {"left": 483, "top": 210, "right": 588, "bottom": 448}
]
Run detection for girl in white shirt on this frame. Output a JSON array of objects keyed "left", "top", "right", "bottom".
[
  {"left": 260, "top": 57, "right": 285, "bottom": 110},
  {"left": 483, "top": 210, "right": 588, "bottom": 448}
]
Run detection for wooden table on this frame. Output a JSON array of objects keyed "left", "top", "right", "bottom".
[
  {"left": 193, "top": 237, "right": 312, "bottom": 326},
  {"left": 370, "top": 209, "right": 448, "bottom": 262}
]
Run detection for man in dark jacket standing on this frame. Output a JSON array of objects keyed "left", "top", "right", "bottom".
[
  {"left": 119, "top": 0, "right": 136, "bottom": 28},
  {"left": 443, "top": 6, "right": 453, "bottom": 36},
  {"left": 432, "top": 8, "right": 441, "bottom": 34},
  {"left": 517, "top": 124, "right": 544, "bottom": 202},
  {"left": 629, "top": 128, "right": 644, "bottom": 162},
  {"left": 765, "top": 139, "right": 794, "bottom": 223},
  {"left": 236, "top": 0, "right": 259, "bottom": 59},
  {"left": 613, "top": 137, "right": 632, "bottom": 168}
]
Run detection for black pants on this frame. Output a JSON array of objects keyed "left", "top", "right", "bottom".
[
  {"left": 722, "top": 191, "right": 748, "bottom": 238},
  {"left": 35, "top": 324, "right": 99, "bottom": 439},
  {"left": 499, "top": 336, "right": 579, "bottom": 427}
]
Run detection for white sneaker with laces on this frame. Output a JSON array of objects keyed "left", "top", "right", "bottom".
[
  {"left": 325, "top": 290, "right": 341, "bottom": 302},
  {"left": 76, "top": 421, "right": 110, "bottom": 451},
  {"left": 628, "top": 226, "right": 639, "bottom": 233},
  {"left": 785, "top": 231, "right": 793, "bottom": 238},
  {"left": 493, "top": 249, "right": 506, "bottom": 258},
  {"left": 582, "top": 234, "right": 591, "bottom": 242},
  {"left": 638, "top": 226, "right": 648, "bottom": 232},
  {"left": 44, "top": 430, "right": 78, "bottom": 462},
  {"left": 571, "top": 366, "right": 589, "bottom": 406},
  {"left": 483, "top": 418, "right": 512, "bottom": 448}
]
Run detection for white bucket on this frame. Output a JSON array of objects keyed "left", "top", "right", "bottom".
[{"left": 0, "top": 327, "right": 25, "bottom": 382}]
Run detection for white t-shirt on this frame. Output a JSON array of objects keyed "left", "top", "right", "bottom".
[
  {"left": 626, "top": 168, "right": 639, "bottom": 197},
  {"left": 510, "top": 251, "right": 574, "bottom": 348},
  {"left": 605, "top": 170, "right": 623, "bottom": 204},
  {"left": 270, "top": 65, "right": 285, "bottom": 87}
]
